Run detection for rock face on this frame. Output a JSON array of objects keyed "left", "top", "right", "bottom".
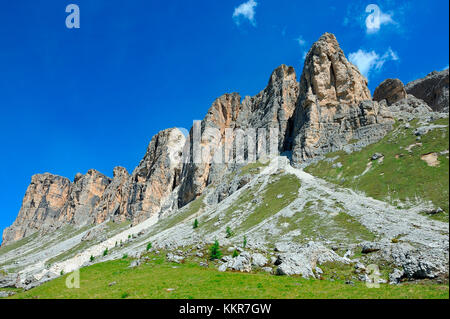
[
  {"left": 2, "top": 174, "right": 72, "bottom": 244},
  {"left": 2, "top": 128, "right": 186, "bottom": 246},
  {"left": 290, "top": 33, "right": 394, "bottom": 163},
  {"left": 63, "top": 169, "right": 111, "bottom": 226},
  {"left": 388, "top": 94, "right": 433, "bottom": 121},
  {"left": 178, "top": 93, "right": 242, "bottom": 207},
  {"left": 373, "top": 78, "right": 407, "bottom": 105},
  {"left": 237, "top": 64, "right": 299, "bottom": 151},
  {"left": 6, "top": 32, "right": 439, "bottom": 247},
  {"left": 405, "top": 69, "right": 449, "bottom": 112},
  {"left": 178, "top": 65, "right": 299, "bottom": 206},
  {"left": 127, "top": 128, "right": 186, "bottom": 224},
  {"left": 274, "top": 242, "right": 349, "bottom": 278}
]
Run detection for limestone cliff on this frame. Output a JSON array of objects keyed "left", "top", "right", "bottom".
[
  {"left": 2, "top": 174, "right": 71, "bottom": 243},
  {"left": 2, "top": 128, "right": 185, "bottom": 245},
  {"left": 290, "top": 33, "right": 394, "bottom": 162},
  {"left": 178, "top": 65, "right": 299, "bottom": 206},
  {"left": 373, "top": 78, "right": 407, "bottom": 106},
  {"left": 405, "top": 69, "right": 449, "bottom": 113}
]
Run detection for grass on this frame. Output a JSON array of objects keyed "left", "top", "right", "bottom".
[
  {"left": 305, "top": 117, "right": 449, "bottom": 222},
  {"left": 239, "top": 160, "right": 270, "bottom": 176},
  {"left": 276, "top": 201, "right": 375, "bottom": 244},
  {"left": 7, "top": 253, "right": 448, "bottom": 299},
  {"left": 237, "top": 174, "right": 301, "bottom": 233}
]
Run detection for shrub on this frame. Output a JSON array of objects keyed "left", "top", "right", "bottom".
[
  {"left": 193, "top": 219, "right": 199, "bottom": 229},
  {"left": 232, "top": 249, "right": 239, "bottom": 258},
  {"left": 225, "top": 227, "right": 234, "bottom": 238},
  {"left": 60, "top": 270, "right": 64, "bottom": 276},
  {"left": 209, "top": 240, "right": 222, "bottom": 260},
  {"left": 122, "top": 254, "right": 128, "bottom": 259},
  {"left": 121, "top": 292, "right": 129, "bottom": 299},
  {"left": 146, "top": 242, "right": 152, "bottom": 251},
  {"left": 90, "top": 255, "right": 95, "bottom": 262},
  {"left": 243, "top": 235, "right": 247, "bottom": 248},
  {"left": 103, "top": 248, "right": 108, "bottom": 256}
]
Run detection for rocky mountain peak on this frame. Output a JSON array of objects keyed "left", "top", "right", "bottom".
[
  {"left": 301, "top": 32, "right": 371, "bottom": 107},
  {"left": 267, "top": 64, "right": 297, "bottom": 89},
  {"left": 2, "top": 173, "right": 71, "bottom": 244},
  {"left": 204, "top": 93, "right": 242, "bottom": 131},
  {"left": 373, "top": 78, "right": 407, "bottom": 105},
  {"left": 113, "top": 166, "right": 129, "bottom": 179},
  {"left": 290, "top": 33, "right": 393, "bottom": 163},
  {"left": 405, "top": 68, "right": 449, "bottom": 112}
]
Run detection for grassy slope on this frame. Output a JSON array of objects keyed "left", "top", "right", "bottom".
[
  {"left": 305, "top": 118, "right": 449, "bottom": 222},
  {"left": 237, "top": 174, "right": 301, "bottom": 233},
  {"left": 7, "top": 254, "right": 448, "bottom": 299},
  {"left": 276, "top": 200, "right": 376, "bottom": 244}
]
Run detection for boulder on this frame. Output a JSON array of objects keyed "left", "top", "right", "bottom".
[
  {"left": 373, "top": 79, "right": 407, "bottom": 105},
  {"left": 166, "top": 253, "right": 185, "bottom": 264},
  {"left": 274, "top": 242, "right": 349, "bottom": 278},
  {"left": 251, "top": 253, "right": 268, "bottom": 267}
]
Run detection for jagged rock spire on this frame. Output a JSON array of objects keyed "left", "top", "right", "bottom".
[
  {"left": 290, "top": 33, "right": 393, "bottom": 163},
  {"left": 300, "top": 33, "right": 371, "bottom": 107}
]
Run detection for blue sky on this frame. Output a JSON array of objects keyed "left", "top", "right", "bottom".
[{"left": 0, "top": 0, "right": 448, "bottom": 241}]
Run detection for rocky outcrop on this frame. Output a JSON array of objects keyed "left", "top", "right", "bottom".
[
  {"left": 237, "top": 64, "right": 299, "bottom": 150},
  {"left": 2, "top": 174, "right": 71, "bottom": 244},
  {"left": 7, "top": 33, "right": 441, "bottom": 247},
  {"left": 62, "top": 169, "right": 111, "bottom": 226},
  {"left": 373, "top": 78, "right": 407, "bottom": 105},
  {"left": 2, "top": 128, "right": 186, "bottom": 246},
  {"left": 406, "top": 69, "right": 449, "bottom": 112},
  {"left": 178, "top": 93, "right": 243, "bottom": 207},
  {"left": 127, "top": 128, "right": 185, "bottom": 224},
  {"left": 93, "top": 167, "right": 131, "bottom": 224},
  {"left": 178, "top": 65, "right": 300, "bottom": 206},
  {"left": 388, "top": 94, "right": 433, "bottom": 121},
  {"left": 290, "top": 33, "right": 394, "bottom": 163}
]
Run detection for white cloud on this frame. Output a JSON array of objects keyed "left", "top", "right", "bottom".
[
  {"left": 296, "top": 35, "right": 306, "bottom": 46},
  {"left": 365, "top": 4, "right": 395, "bottom": 34},
  {"left": 233, "top": 0, "right": 258, "bottom": 26},
  {"left": 349, "top": 48, "right": 399, "bottom": 79}
]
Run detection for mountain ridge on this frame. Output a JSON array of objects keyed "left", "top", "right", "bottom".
[{"left": 1, "top": 32, "right": 448, "bottom": 295}]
